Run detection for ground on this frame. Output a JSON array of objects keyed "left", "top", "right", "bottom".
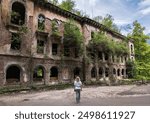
[{"left": 0, "top": 84, "right": 150, "bottom": 106}]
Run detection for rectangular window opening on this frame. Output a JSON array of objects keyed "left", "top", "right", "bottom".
[
  {"left": 11, "top": 33, "right": 21, "bottom": 50},
  {"left": 37, "top": 40, "right": 45, "bottom": 54}
]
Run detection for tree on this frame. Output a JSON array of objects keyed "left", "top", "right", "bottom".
[
  {"left": 52, "top": 0, "right": 58, "bottom": 5},
  {"left": 47, "top": 0, "right": 58, "bottom": 5},
  {"left": 93, "top": 16, "right": 103, "bottom": 23},
  {"left": 59, "top": 0, "right": 76, "bottom": 12},
  {"left": 128, "top": 20, "right": 150, "bottom": 79},
  {"left": 93, "top": 14, "right": 120, "bottom": 33}
]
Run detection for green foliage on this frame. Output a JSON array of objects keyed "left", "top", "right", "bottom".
[
  {"left": 90, "top": 31, "right": 129, "bottom": 55},
  {"left": 47, "top": 0, "right": 58, "bottom": 5},
  {"left": 93, "top": 14, "right": 120, "bottom": 33},
  {"left": 128, "top": 20, "right": 150, "bottom": 80},
  {"left": 51, "top": 20, "right": 60, "bottom": 36},
  {"left": 63, "top": 20, "right": 83, "bottom": 49},
  {"left": 19, "top": 25, "right": 28, "bottom": 34},
  {"left": 38, "top": 21, "right": 45, "bottom": 31},
  {"left": 11, "top": 33, "right": 21, "bottom": 50},
  {"left": 59, "top": 0, "right": 75, "bottom": 12},
  {"left": 126, "top": 60, "right": 136, "bottom": 78},
  {"left": 11, "top": 11, "right": 21, "bottom": 23}
]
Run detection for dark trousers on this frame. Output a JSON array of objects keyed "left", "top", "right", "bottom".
[{"left": 75, "top": 89, "right": 81, "bottom": 103}]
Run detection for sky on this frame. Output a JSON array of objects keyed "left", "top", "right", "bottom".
[{"left": 58, "top": 0, "right": 150, "bottom": 36}]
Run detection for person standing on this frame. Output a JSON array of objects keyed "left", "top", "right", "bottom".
[{"left": 74, "top": 76, "right": 82, "bottom": 103}]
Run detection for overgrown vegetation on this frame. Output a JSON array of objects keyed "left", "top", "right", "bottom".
[
  {"left": 88, "top": 31, "right": 129, "bottom": 56},
  {"left": 127, "top": 21, "right": 150, "bottom": 80},
  {"left": 63, "top": 20, "right": 83, "bottom": 54},
  {"left": 51, "top": 20, "right": 60, "bottom": 36},
  {"left": 93, "top": 14, "right": 121, "bottom": 33}
]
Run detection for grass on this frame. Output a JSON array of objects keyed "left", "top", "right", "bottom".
[
  {"left": 0, "top": 83, "right": 73, "bottom": 95},
  {"left": 0, "top": 79, "right": 149, "bottom": 95}
]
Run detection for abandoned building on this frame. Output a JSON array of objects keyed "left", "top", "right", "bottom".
[{"left": 0, "top": 0, "right": 135, "bottom": 86}]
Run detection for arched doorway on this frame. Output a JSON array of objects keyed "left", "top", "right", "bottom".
[
  {"left": 33, "top": 66, "right": 45, "bottom": 82},
  {"left": 6, "top": 65, "right": 21, "bottom": 83}
]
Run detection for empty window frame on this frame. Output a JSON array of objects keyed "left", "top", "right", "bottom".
[
  {"left": 11, "top": 33, "right": 21, "bottom": 50},
  {"left": 37, "top": 40, "right": 45, "bottom": 54},
  {"left": 52, "top": 43, "right": 58, "bottom": 55},
  {"left": 38, "top": 14, "right": 45, "bottom": 31},
  {"left": 11, "top": 2, "right": 25, "bottom": 25}
]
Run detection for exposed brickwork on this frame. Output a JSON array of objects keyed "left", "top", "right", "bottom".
[{"left": 0, "top": 0, "right": 134, "bottom": 87}]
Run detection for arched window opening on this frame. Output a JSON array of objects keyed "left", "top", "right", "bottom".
[
  {"left": 38, "top": 14, "right": 45, "bottom": 31},
  {"left": 52, "top": 20, "right": 60, "bottom": 34},
  {"left": 33, "top": 66, "right": 45, "bottom": 81},
  {"left": 11, "top": 2, "right": 25, "bottom": 25},
  {"left": 6, "top": 65, "right": 20, "bottom": 83},
  {"left": 117, "top": 69, "right": 120, "bottom": 76},
  {"left": 122, "top": 69, "right": 124, "bottom": 76},
  {"left": 91, "top": 67, "right": 97, "bottom": 78},
  {"left": 113, "top": 68, "right": 116, "bottom": 75}
]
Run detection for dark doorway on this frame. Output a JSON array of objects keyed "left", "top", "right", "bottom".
[
  {"left": 6, "top": 65, "right": 20, "bottom": 83},
  {"left": 74, "top": 67, "right": 80, "bottom": 78},
  {"left": 50, "top": 67, "right": 58, "bottom": 80}
]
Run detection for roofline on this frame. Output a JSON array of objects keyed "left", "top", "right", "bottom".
[{"left": 31, "top": 0, "right": 130, "bottom": 40}]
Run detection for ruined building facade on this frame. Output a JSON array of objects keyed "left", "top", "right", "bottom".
[{"left": 0, "top": 0, "right": 135, "bottom": 86}]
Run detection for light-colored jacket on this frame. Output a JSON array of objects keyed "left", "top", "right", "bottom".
[{"left": 74, "top": 81, "right": 82, "bottom": 90}]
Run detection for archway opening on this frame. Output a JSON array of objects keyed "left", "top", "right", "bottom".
[
  {"left": 117, "top": 69, "right": 120, "bottom": 76},
  {"left": 6, "top": 65, "right": 20, "bottom": 83},
  {"left": 11, "top": 2, "right": 25, "bottom": 25},
  {"left": 33, "top": 66, "right": 45, "bottom": 81}
]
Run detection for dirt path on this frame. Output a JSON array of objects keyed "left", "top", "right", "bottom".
[{"left": 0, "top": 84, "right": 150, "bottom": 106}]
